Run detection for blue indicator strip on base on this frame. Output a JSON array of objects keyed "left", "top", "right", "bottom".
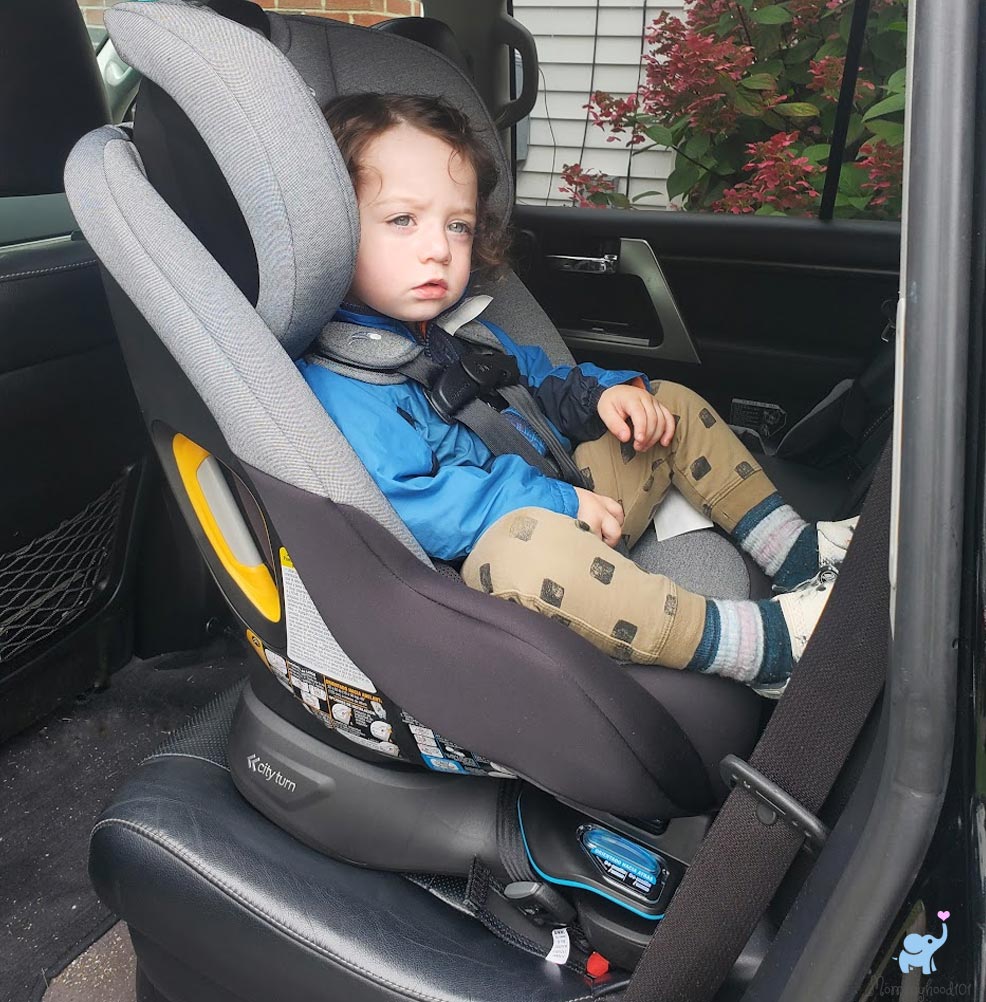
[{"left": 516, "top": 801, "right": 665, "bottom": 922}]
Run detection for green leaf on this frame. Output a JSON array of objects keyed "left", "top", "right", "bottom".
[
  {"left": 716, "top": 12, "right": 736, "bottom": 37},
  {"left": 741, "top": 73, "right": 779, "bottom": 91},
  {"left": 751, "top": 59, "right": 785, "bottom": 76},
  {"left": 884, "top": 20, "right": 908, "bottom": 32},
  {"left": 866, "top": 119, "right": 905, "bottom": 146},
  {"left": 666, "top": 161, "right": 702, "bottom": 201},
  {"left": 774, "top": 102, "right": 821, "bottom": 119},
  {"left": 751, "top": 4, "right": 793, "bottom": 24},
  {"left": 732, "top": 88, "right": 764, "bottom": 117},
  {"left": 608, "top": 193, "right": 632, "bottom": 209},
  {"left": 631, "top": 190, "right": 663, "bottom": 202},
  {"left": 761, "top": 109, "right": 788, "bottom": 130},
  {"left": 863, "top": 92, "right": 905, "bottom": 121},
  {"left": 684, "top": 132, "right": 711, "bottom": 159},
  {"left": 815, "top": 37, "right": 847, "bottom": 60},
  {"left": 755, "top": 204, "right": 781, "bottom": 216},
  {"left": 756, "top": 23, "right": 784, "bottom": 57},
  {"left": 885, "top": 68, "right": 907, "bottom": 93},
  {"left": 847, "top": 112, "right": 866, "bottom": 146},
  {"left": 837, "top": 162, "right": 868, "bottom": 197},
  {"left": 838, "top": 11, "right": 853, "bottom": 42},
  {"left": 782, "top": 40, "right": 816, "bottom": 65},
  {"left": 803, "top": 143, "right": 831, "bottom": 164},
  {"left": 644, "top": 124, "right": 675, "bottom": 147}
]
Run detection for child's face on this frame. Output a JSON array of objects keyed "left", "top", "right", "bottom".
[{"left": 347, "top": 122, "right": 478, "bottom": 323}]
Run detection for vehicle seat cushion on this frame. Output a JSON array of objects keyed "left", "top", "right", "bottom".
[
  {"left": 90, "top": 690, "right": 607, "bottom": 1002},
  {"left": 0, "top": 0, "right": 110, "bottom": 197}
]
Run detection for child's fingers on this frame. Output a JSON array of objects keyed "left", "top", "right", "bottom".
[
  {"left": 659, "top": 403, "right": 676, "bottom": 446},
  {"left": 599, "top": 398, "right": 632, "bottom": 442},
  {"left": 600, "top": 495, "right": 625, "bottom": 525},
  {"left": 600, "top": 512, "right": 623, "bottom": 547}
]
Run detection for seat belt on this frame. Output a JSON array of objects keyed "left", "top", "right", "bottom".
[
  {"left": 623, "top": 446, "right": 892, "bottom": 1002},
  {"left": 398, "top": 350, "right": 588, "bottom": 487}
]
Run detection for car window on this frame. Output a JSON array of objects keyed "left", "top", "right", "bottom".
[{"left": 510, "top": 0, "right": 907, "bottom": 221}]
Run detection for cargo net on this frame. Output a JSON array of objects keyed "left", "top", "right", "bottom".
[{"left": 0, "top": 475, "right": 128, "bottom": 666}]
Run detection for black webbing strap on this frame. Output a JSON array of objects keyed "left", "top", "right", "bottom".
[
  {"left": 624, "top": 447, "right": 892, "bottom": 1002},
  {"left": 398, "top": 354, "right": 587, "bottom": 487}
]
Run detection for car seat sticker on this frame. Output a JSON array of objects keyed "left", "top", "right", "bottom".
[
  {"left": 264, "top": 648, "right": 292, "bottom": 687},
  {"left": 401, "top": 711, "right": 516, "bottom": 778},
  {"left": 245, "top": 623, "right": 409, "bottom": 760},
  {"left": 545, "top": 928, "right": 571, "bottom": 965},
  {"left": 279, "top": 548, "right": 377, "bottom": 692}
]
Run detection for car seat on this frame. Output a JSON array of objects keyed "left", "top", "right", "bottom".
[{"left": 67, "top": 1, "right": 785, "bottom": 991}]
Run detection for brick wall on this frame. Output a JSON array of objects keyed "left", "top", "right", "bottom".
[{"left": 79, "top": 0, "right": 421, "bottom": 30}]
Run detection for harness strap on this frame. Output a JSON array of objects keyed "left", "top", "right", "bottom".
[{"left": 397, "top": 354, "right": 563, "bottom": 480}]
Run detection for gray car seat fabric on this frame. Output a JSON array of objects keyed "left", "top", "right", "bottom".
[
  {"left": 100, "top": 3, "right": 358, "bottom": 358},
  {"left": 70, "top": 0, "right": 748, "bottom": 598}
]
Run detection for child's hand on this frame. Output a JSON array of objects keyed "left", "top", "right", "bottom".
[
  {"left": 574, "top": 487, "right": 625, "bottom": 548},
  {"left": 597, "top": 384, "right": 676, "bottom": 451}
]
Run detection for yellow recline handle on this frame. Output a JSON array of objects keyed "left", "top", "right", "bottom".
[{"left": 172, "top": 434, "right": 281, "bottom": 623}]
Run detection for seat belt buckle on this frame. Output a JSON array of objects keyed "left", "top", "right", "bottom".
[
  {"left": 720, "top": 754, "right": 829, "bottom": 855},
  {"left": 459, "top": 350, "right": 520, "bottom": 391},
  {"left": 426, "top": 351, "right": 520, "bottom": 423}
]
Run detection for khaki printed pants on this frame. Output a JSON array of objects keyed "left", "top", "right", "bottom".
[{"left": 461, "top": 381, "right": 776, "bottom": 668}]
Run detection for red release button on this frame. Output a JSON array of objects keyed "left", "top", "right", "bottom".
[{"left": 586, "top": 952, "right": 610, "bottom": 978}]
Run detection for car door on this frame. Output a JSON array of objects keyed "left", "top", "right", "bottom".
[{"left": 504, "top": 0, "right": 903, "bottom": 473}]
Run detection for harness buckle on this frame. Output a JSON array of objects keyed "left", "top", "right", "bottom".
[
  {"left": 719, "top": 754, "right": 829, "bottom": 854},
  {"left": 427, "top": 350, "right": 520, "bottom": 423}
]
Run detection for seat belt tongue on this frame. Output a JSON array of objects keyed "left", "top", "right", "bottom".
[{"left": 720, "top": 754, "right": 829, "bottom": 854}]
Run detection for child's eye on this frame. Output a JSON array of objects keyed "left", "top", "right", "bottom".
[
  {"left": 449, "top": 221, "right": 474, "bottom": 235},
  {"left": 389, "top": 215, "right": 413, "bottom": 227}
]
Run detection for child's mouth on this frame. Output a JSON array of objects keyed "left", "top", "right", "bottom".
[{"left": 412, "top": 282, "right": 448, "bottom": 300}]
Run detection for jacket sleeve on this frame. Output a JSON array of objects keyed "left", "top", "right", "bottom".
[
  {"left": 480, "top": 321, "right": 646, "bottom": 444},
  {"left": 298, "top": 360, "right": 579, "bottom": 561}
]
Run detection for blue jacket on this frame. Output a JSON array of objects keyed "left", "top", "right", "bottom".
[{"left": 298, "top": 301, "right": 643, "bottom": 560}]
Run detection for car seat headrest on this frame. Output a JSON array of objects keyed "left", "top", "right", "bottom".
[
  {"left": 372, "top": 17, "right": 473, "bottom": 79},
  {"left": 105, "top": 0, "right": 359, "bottom": 358},
  {"left": 0, "top": 0, "right": 110, "bottom": 197}
]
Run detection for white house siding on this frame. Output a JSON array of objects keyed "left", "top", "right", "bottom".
[{"left": 512, "top": 0, "right": 686, "bottom": 210}]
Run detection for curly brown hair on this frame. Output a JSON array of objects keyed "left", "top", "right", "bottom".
[{"left": 323, "top": 93, "right": 512, "bottom": 278}]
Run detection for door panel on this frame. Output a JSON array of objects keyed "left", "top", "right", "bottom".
[{"left": 513, "top": 207, "right": 900, "bottom": 435}]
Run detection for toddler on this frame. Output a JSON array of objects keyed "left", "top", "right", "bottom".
[{"left": 298, "top": 92, "right": 856, "bottom": 697}]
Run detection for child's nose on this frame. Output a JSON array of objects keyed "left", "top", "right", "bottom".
[{"left": 419, "top": 223, "right": 451, "bottom": 264}]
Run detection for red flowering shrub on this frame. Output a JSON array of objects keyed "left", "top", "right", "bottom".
[
  {"left": 561, "top": 0, "right": 907, "bottom": 219},
  {"left": 713, "top": 131, "right": 824, "bottom": 215}
]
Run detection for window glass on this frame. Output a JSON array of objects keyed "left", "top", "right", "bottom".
[{"left": 512, "top": 0, "right": 906, "bottom": 220}]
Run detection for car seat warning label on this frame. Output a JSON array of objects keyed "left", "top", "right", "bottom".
[
  {"left": 401, "top": 712, "right": 516, "bottom": 778},
  {"left": 245, "top": 628, "right": 405, "bottom": 760},
  {"left": 279, "top": 548, "right": 377, "bottom": 692}
]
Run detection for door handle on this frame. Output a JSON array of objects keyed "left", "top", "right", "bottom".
[
  {"left": 546, "top": 254, "right": 618, "bottom": 275},
  {"left": 555, "top": 238, "right": 701, "bottom": 365}
]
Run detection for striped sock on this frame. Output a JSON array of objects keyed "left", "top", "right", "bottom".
[
  {"left": 733, "top": 493, "right": 818, "bottom": 590},
  {"left": 686, "top": 597, "right": 793, "bottom": 687}
]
